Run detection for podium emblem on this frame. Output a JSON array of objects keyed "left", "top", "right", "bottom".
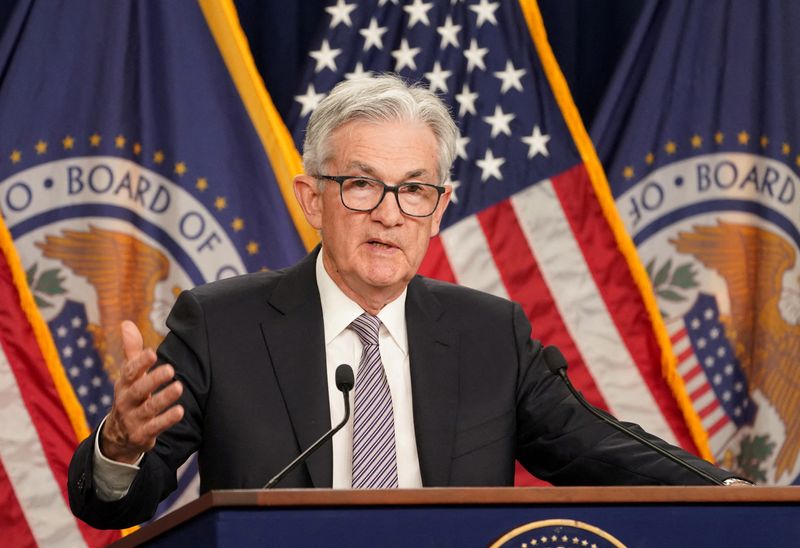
[{"left": 491, "top": 518, "right": 625, "bottom": 548}]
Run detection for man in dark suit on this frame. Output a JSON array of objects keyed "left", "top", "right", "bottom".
[{"left": 68, "top": 74, "right": 740, "bottom": 530}]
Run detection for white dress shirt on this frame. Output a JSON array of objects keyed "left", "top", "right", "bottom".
[
  {"left": 316, "top": 251, "right": 422, "bottom": 488},
  {"left": 93, "top": 250, "right": 422, "bottom": 499}
]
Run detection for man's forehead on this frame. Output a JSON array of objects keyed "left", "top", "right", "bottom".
[{"left": 326, "top": 120, "right": 438, "bottom": 179}]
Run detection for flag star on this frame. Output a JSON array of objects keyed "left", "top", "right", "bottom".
[
  {"left": 71, "top": 316, "right": 82, "bottom": 328},
  {"left": 325, "top": 0, "right": 357, "bottom": 28},
  {"left": 455, "top": 134, "right": 470, "bottom": 160},
  {"left": 101, "top": 394, "right": 112, "bottom": 406},
  {"left": 92, "top": 376, "right": 103, "bottom": 387},
  {"left": 463, "top": 39, "right": 489, "bottom": 72},
  {"left": 378, "top": 0, "right": 399, "bottom": 5},
  {"left": 295, "top": 83, "right": 326, "bottom": 117},
  {"left": 309, "top": 39, "right": 341, "bottom": 73},
  {"left": 10, "top": 150, "right": 21, "bottom": 163},
  {"left": 436, "top": 15, "right": 461, "bottom": 49},
  {"left": 404, "top": 0, "right": 434, "bottom": 28},
  {"left": 345, "top": 62, "right": 371, "bottom": 80},
  {"left": 704, "top": 308, "right": 714, "bottom": 320},
  {"left": 83, "top": 357, "right": 94, "bottom": 368},
  {"left": 360, "top": 18, "right": 388, "bottom": 51},
  {"left": 724, "top": 364, "right": 734, "bottom": 375},
  {"left": 522, "top": 125, "right": 551, "bottom": 158},
  {"left": 469, "top": 0, "right": 500, "bottom": 27},
  {"left": 69, "top": 366, "right": 80, "bottom": 378},
  {"left": 424, "top": 61, "right": 452, "bottom": 93},
  {"left": 447, "top": 179, "right": 461, "bottom": 203},
  {"left": 494, "top": 60, "right": 526, "bottom": 94},
  {"left": 476, "top": 149, "right": 505, "bottom": 181},
  {"left": 77, "top": 337, "right": 87, "bottom": 348},
  {"left": 454, "top": 83, "right": 479, "bottom": 117},
  {"left": 63, "top": 346, "right": 73, "bottom": 358},
  {"left": 391, "top": 38, "right": 421, "bottom": 71},
  {"left": 78, "top": 385, "right": 89, "bottom": 397},
  {"left": 115, "top": 135, "right": 126, "bottom": 149},
  {"left": 88, "top": 403, "right": 98, "bottom": 414},
  {"left": 62, "top": 135, "right": 75, "bottom": 150},
  {"left": 482, "top": 105, "right": 515, "bottom": 138},
  {"left": 57, "top": 325, "right": 68, "bottom": 337},
  {"left": 35, "top": 140, "right": 48, "bottom": 154}
]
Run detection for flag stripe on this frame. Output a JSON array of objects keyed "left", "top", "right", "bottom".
[
  {"left": 0, "top": 456, "right": 37, "bottom": 547},
  {"left": 518, "top": 0, "right": 712, "bottom": 460},
  {"left": 476, "top": 198, "right": 605, "bottom": 409},
  {"left": 0, "top": 214, "right": 119, "bottom": 546},
  {"left": 418, "top": 235, "right": 456, "bottom": 284},
  {"left": 510, "top": 178, "right": 677, "bottom": 443},
  {"left": 439, "top": 215, "right": 509, "bottom": 300},
  {"left": 549, "top": 164, "right": 698, "bottom": 452},
  {"left": 0, "top": 343, "right": 84, "bottom": 546}
]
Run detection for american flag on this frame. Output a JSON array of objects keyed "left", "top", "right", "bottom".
[
  {"left": 287, "top": 0, "right": 710, "bottom": 482},
  {"left": 669, "top": 293, "right": 755, "bottom": 455}
]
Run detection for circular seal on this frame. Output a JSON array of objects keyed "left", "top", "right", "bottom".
[
  {"left": 615, "top": 151, "right": 800, "bottom": 483},
  {"left": 491, "top": 518, "right": 626, "bottom": 548}
]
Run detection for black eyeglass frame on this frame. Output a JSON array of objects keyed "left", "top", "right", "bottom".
[{"left": 316, "top": 174, "right": 445, "bottom": 218}]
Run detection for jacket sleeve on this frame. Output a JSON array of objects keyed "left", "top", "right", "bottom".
[
  {"left": 67, "top": 289, "right": 209, "bottom": 529},
  {"left": 511, "top": 303, "right": 732, "bottom": 485}
]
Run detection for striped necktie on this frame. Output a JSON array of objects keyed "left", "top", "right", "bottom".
[{"left": 349, "top": 313, "right": 399, "bottom": 488}]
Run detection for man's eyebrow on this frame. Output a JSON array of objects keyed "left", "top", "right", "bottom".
[{"left": 346, "top": 162, "right": 432, "bottom": 181}]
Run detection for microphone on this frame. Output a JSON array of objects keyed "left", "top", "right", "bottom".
[
  {"left": 264, "top": 364, "right": 354, "bottom": 489},
  {"left": 542, "top": 345, "right": 725, "bottom": 486}
]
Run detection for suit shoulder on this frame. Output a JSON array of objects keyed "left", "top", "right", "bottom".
[{"left": 417, "top": 275, "right": 515, "bottom": 316}]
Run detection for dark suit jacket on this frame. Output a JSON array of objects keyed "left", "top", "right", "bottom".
[{"left": 68, "top": 248, "right": 730, "bottom": 528}]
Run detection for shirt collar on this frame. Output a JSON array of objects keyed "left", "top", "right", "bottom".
[{"left": 316, "top": 249, "right": 408, "bottom": 355}]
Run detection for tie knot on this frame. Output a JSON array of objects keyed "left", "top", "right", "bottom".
[{"left": 350, "top": 313, "right": 380, "bottom": 346}]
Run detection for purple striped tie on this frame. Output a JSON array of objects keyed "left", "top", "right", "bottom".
[{"left": 349, "top": 313, "right": 399, "bottom": 489}]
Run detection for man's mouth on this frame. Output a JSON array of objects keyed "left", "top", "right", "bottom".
[{"left": 367, "top": 239, "right": 396, "bottom": 249}]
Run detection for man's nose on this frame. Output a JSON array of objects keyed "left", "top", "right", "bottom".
[{"left": 370, "top": 189, "right": 405, "bottom": 225}]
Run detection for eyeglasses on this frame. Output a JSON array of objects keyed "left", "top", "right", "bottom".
[{"left": 316, "top": 175, "right": 445, "bottom": 218}]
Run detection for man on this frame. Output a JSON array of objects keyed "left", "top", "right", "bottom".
[{"left": 68, "top": 74, "right": 741, "bottom": 530}]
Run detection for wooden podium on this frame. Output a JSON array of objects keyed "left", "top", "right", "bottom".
[{"left": 114, "top": 487, "right": 800, "bottom": 547}]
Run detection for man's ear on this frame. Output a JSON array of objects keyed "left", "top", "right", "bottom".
[
  {"left": 429, "top": 184, "right": 452, "bottom": 238},
  {"left": 293, "top": 175, "right": 323, "bottom": 230}
]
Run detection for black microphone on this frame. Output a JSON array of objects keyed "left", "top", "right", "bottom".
[
  {"left": 263, "top": 364, "right": 354, "bottom": 489},
  {"left": 542, "top": 345, "right": 725, "bottom": 486}
]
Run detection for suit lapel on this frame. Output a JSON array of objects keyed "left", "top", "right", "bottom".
[
  {"left": 260, "top": 248, "right": 333, "bottom": 488},
  {"left": 406, "top": 277, "right": 459, "bottom": 486}
]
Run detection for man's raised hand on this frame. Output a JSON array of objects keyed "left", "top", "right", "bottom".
[{"left": 99, "top": 320, "right": 184, "bottom": 464}]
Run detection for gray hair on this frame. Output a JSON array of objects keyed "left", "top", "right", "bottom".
[{"left": 302, "top": 73, "right": 458, "bottom": 184}]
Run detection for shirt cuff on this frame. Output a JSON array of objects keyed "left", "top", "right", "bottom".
[{"left": 92, "top": 415, "right": 144, "bottom": 501}]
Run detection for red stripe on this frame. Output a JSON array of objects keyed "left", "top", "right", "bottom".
[
  {"left": 676, "top": 346, "right": 694, "bottom": 365},
  {"left": 683, "top": 364, "right": 703, "bottom": 384},
  {"left": 689, "top": 382, "right": 712, "bottom": 402},
  {"left": 418, "top": 234, "right": 456, "bottom": 283},
  {"left": 0, "top": 248, "right": 121, "bottom": 546},
  {"left": 706, "top": 415, "right": 730, "bottom": 438},
  {"left": 0, "top": 458, "right": 38, "bottom": 547},
  {"left": 670, "top": 328, "right": 687, "bottom": 345},
  {"left": 698, "top": 400, "right": 720, "bottom": 420},
  {"left": 476, "top": 199, "right": 607, "bottom": 410},
  {"left": 550, "top": 164, "right": 699, "bottom": 453}
]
